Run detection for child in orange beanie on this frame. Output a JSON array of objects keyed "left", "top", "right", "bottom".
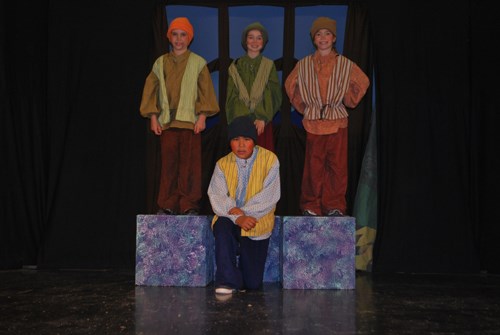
[{"left": 140, "top": 17, "right": 220, "bottom": 215}]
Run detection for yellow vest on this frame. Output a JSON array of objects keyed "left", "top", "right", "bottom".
[
  {"left": 152, "top": 52, "right": 206, "bottom": 127},
  {"left": 211, "top": 147, "right": 277, "bottom": 237}
]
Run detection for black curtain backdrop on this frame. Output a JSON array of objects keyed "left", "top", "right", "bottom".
[
  {"left": 470, "top": 1, "right": 500, "bottom": 274},
  {"left": 369, "top": 1, "right": 486, "bottom": 273},
  {"left": 1, "top": 0, "right": 498, "bottom": 274}
]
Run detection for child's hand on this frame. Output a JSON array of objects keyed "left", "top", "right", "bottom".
[
  {"left": 235, "top": 215, "right": 258, "bottom": 231},
  {"left": 254, "top": 119, "right": 265, "bottom": 136},
  {"left": 150, "top": 115, "right": 162, "bottom": 135},
  {"left": 228, "top": 207, "right": 244, "bottom": 216},
  {"left": 194, "top": 114, "right": 207, "bottom": 134}
]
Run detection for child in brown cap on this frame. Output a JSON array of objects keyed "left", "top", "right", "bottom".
[
  {"left": 140, "top": 17, "right": 220, "bottom": 215},
  {"left": 284, "top": 16, "right": 370, "bottom": 217}
]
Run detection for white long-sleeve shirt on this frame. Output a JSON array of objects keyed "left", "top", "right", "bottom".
[{"left": 207, "top": 146, "right": 281, "bottom": 240}]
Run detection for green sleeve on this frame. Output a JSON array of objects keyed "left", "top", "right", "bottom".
[{"left": 225, "top": 75, "right": 255, "bottom": 124}]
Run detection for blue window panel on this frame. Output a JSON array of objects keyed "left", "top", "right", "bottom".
[
  {"left": 228, "top": 6, "right": 284, "bottom": 61},
  {"left": 166, "top": 6, "right": 219, "bottom": 63}
]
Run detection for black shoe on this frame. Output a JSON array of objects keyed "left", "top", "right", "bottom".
[
  {"left": 157, "top": 208, "right": 175, "bottom": 215},
  {"left": 326, "top": 209, "right": 344, "bottom": 217},
  {"left": 184, "top": 209, "right": 199, "bottom": 215},
  {"left": 302, "top": 209, "right": 318, "bottom": 216}
]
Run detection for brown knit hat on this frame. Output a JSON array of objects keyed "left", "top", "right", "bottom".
[
  {"left": 241, "top": 22, "right": 269, "bottom": 51},
  {"left": 310, "top": 17, "right": 337, "bottom": 38}
]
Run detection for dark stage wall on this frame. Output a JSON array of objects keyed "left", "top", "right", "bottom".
[{"left": 1, "top": 0, "right": 499, "bottom": 274}]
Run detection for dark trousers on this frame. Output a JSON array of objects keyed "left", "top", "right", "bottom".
[
  {"left": 157, "top": 128, "right": 201, "bottom": 213},
  {"left": 300, "top": 127, "right": 348, "bottom": 215},
  {"left": 213, "top": 217, "right": 270, "bottom": 290}
]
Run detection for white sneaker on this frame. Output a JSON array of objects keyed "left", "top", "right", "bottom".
[
  {"left": 215, "top": 287, "right": 235, "bottom": 295},
  {"left": 302, "top": 209, "right": 318, "bottom": 216},
  {"left": 327, "top": 209, "right": 344, "bottom": 217}
]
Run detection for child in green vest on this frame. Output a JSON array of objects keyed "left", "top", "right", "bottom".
[{"left": 225, "top": 22, "right": 282, "bottom": 152}]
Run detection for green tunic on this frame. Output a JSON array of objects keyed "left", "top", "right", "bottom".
[{"left": 225, "top": 54, "right": 282, "bottom": 124}]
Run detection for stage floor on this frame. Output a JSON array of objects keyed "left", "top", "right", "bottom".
[{"left": 1, "top": 269, "right": 499, "bottom": 334}]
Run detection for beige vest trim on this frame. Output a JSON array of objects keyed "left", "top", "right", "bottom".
[
  {"left": 152, "top": 53, "right": 206, "bottom": 127},
  {"left": 228, "top": 57, "right": 273, "bottom": 112}
]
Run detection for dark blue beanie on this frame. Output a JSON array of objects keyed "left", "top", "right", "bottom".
[{"left": 228, "top": 116, "right": 257, "bottom": 143}]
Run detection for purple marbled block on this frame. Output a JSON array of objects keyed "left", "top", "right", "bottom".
[
  {"left": 263, "top": 217, "right": 281, "bottom": 282},
  {"left": 282, "top": 216, "right": 355, "bottom": 290},
  {"left": 135, "top": 215, "right": 214, "bottom": 287}
]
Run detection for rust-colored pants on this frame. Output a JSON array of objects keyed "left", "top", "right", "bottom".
[
  {"left": 157, "top": 128, "right": 201, "bottom": 213},
  {"left": 257, "top": 122, "right": 275, "bottom": 152},
  {"left": 300, "top": 127, "right": 348, "bottom": 215}
]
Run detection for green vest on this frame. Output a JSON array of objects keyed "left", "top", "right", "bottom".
[
  {"left": 152, "top": 52, "right": 206, "bottom": 127},
  {"left": 228, "top": 57, "right": 273, "bottom": 112}
]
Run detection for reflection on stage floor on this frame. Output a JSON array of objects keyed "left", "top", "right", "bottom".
[{"left": 1, "top": 269, "right": 500, "bottom": 334}]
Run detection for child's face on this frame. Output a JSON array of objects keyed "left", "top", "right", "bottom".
[
  {"left": 314, "top": 29, "right": 336, "bottom": 51},
  {"left": 230, "top": 137, "right": 255, "bottom": 159},
  {"left": 170, "top": 29, "right": 189, "bottom": 54},
  {"left": 246, "top": 29, "right": 264, "bottom": 54}
]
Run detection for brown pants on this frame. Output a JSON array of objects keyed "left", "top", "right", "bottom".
[
  {"left": 257, "top": 122, "right": 275, "bottom": 152},
  {"left": 300, "top": 127, "right": 348, "bottom": 215},
  {"left": 157, "top": 128, "right": 201, "bottom": 213}
]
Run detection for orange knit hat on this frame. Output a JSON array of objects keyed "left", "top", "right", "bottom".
[{"left": 167, "top": 17, "right": 194, "bottom": 44}]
